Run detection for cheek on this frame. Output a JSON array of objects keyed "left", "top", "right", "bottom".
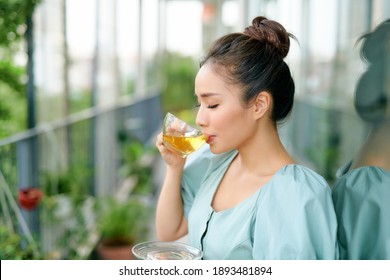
[{"left": 214, "top": 110, "right": 249, "bottom": 132}]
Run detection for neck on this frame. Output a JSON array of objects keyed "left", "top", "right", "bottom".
[
  {"left": 351, "top": 120, "right": 390, "bottom": 171},
  {"left": 235, "top": 122, "right": 295, "bottom": 176}
]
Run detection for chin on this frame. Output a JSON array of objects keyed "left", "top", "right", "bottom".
[{"left": 209, "top": 145, "right": 232, "bottom": 155}]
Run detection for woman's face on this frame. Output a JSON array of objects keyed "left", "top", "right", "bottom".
[{"left": 194, "top": 63, "right": 257, "bottom": 154}]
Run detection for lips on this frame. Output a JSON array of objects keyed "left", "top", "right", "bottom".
[{"left": 204, "top": 134, "right": 215, "bottom": 144}]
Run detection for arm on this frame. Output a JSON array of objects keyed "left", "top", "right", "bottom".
[{"left": 155, "top": 132, "right": 188, "bottom": 241}]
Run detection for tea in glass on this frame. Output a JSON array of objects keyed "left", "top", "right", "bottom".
[{"left": 162, "top": 112, "right": 206, "bottom": 157}]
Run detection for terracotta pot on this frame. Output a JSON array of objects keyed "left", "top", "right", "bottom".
[
  {"left": 18, "top": 187, "right": 43, "bottom": 211},
  {"left": 96, "top": 240, "right": 135, "bottom": 260}
]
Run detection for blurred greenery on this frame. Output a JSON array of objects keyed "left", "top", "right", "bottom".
[
  {"left": 95, "top": 196, "right": 152, "bottom": 246},
  {"left": 0, "top": 0, "right": 40, "bottom": 48},
  {"left": 38, "top": 163, "right": 94, "bottom": 259},
  {"left": 159, "top": 51, "right": 199, "bottom": 115},
  {"left": 0, "top": 220, "right": 41, "bottom": 260},
  {"left": 0, "top": 0, "right": 41, "bottom": 138},
  {"left": 118, "top": 140, "right": 154, "bottom": 195},
  {"left": 40, "top": 163, "right": 91, "bottom": 203}
]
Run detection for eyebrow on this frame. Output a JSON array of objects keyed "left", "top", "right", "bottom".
[{"left": 194, "top": 92, "right": 220, "bottom": 98}]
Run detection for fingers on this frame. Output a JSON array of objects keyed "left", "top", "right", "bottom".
[
  {"left": 156, "top": 132, "right": 164, "bottom": 150},
  {"left": 156, "top": 132, "right": 187, "bottom": 169},
  {"left": 166, "top": 119, "right": 187, "bottom": 136}
]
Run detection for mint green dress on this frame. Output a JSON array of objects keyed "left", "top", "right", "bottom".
[
  {"left": 181, "top": 145, "right": 339, "bottom": 260},
  {"left": 332, "top": 165, "right": 390, "bottom": 259}
]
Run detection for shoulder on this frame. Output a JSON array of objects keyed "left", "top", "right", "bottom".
[
  {"left": 278, "top": 164, "right": 327, "bottom": 181},
  {"left": 335, "top": 166, "right": 390, "bottom": 184},
  {"left": 332, "top": 166, "right": 390, "bottom": 197},
  {"left": 257, "top": 164, "right": 332, "bottom": 210},
  {"left": 253, "top": 166, "right": 338, "bottom": 259},
  {"left": 273, "top": 164, "right": 330, "bottom": 194}
]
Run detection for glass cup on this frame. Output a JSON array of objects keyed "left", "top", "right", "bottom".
[
  {"left": 132, "top": 241, "right": 203, "bottom": 260},
  {"left": 162, "top": 112, "right": 206, "bottom": 157}
]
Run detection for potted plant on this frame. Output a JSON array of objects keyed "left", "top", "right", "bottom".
[
  {"left": 18, "top": 187, "right": 43, "bottom": 211},
  {"left": 38, "top": 164, "right": 96, "bottom": 260},
  {"left": 95, "top": 196, "right": 152, "bottom": 260},
  {"left": 0, "top": 222, "right": 42, "bottom": 260}
]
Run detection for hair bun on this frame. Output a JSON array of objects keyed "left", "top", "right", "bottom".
[
  {"left": 359, "top": 19, "right": 390, "bottom": 63},
  {"left": 244, "top": 16, "right": 293, "bottom": 58},
  {"left": 354, "top": 62, "right": 388, "bottom": 123}
]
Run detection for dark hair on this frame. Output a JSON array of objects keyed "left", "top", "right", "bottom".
[
  {"left": 358, "top": 19, "right": 390, "bottom": 64},
  {"left": 354, "top": 19, "right": 390, "bottom": 123},
  {"left": 200, "top": 16, "right": 297, "bottom": 123}
]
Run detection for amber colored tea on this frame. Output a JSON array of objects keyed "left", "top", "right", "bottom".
[{"left": 163, "top": 134, "right": 206, "bottom": 157}]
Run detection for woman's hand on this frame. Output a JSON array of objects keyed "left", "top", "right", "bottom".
[
  {"left": 155, "top": 131, "right": 188, "bottom": 241},
  {"left": 155, "top": 132, "right": 186, "bottom": 168}
]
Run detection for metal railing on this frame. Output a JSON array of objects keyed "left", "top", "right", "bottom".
[{"left": 0, "top": 93, "right": 162, "bottom": 259}]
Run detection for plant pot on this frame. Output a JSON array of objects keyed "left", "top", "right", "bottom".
[
  {"left": 18, "top": 187, "right": 43, "bottom": 211},
  {"left": 96, "top": 239, "right": 135, "bottom": 260}
]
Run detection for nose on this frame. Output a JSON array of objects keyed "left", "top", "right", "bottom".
[{"left": 196, "top": 107, "right": 207, "bottom": 128}]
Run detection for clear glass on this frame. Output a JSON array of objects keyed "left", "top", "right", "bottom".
[
  {"left": 132, "top": 241, "right": 203, "bottom": 260},
  {"left": 162, "top": 112, "right": 206, "bottom": 157}
]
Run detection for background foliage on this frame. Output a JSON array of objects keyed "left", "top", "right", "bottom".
[
  {"left": 159, "top": 51, "right": 198, "bottom": 115},
  {"left": 0, "top": 0, "right": 41, "bottom": 138}
]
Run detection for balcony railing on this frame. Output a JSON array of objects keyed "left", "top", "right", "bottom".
[{"left": 0, "top": 93, "right": 162, "bottom": 259}]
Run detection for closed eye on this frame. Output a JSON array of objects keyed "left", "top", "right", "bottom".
[{"left": 195, "top": 104, "right": 219, "bottom": 109}]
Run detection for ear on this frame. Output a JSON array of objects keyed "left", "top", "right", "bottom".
[{"left": 252, "top": 91, "right": 271, "bottom": 120}]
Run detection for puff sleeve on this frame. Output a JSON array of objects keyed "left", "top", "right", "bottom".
[
  {"left": 252, "top": 165, "right": 339, "bottom": 259},
  {"left": 332, "top": 167, "right": 390, "bottom": 259}
]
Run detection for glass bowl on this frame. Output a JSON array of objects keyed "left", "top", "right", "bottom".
[{"left": 132, "top": 241, "right": 203, "bottom": 260}]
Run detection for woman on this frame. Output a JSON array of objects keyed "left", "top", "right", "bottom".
[
  {"left": 155, "top": 16, "right": 338, "bottom": 260},
  {"left": 332, "top": 19, "right": 390, "bottom": 260}
]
